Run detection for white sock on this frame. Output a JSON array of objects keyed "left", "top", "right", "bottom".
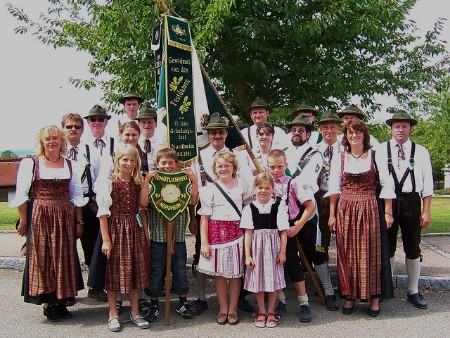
[
  {"left": 298, "top": 294, "right": 309, "bottom": 306},
  {"left": 315, "top": 263, "right": 334, "bottom": 296},
  {"left": 390, "top": 256, "right": 396, "bottom": 276},
  {"left": 277, "top": 290, "right": 286, "bottom": 304},
  {"left": 405, "top": 258, "right": 420, "bottom": 295},
  {"left": 196, "top": 271, "right": 207, "bottom": 301}
]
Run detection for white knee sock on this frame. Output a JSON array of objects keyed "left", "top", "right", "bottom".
[
  {"left": 315, "top": 263, "right": 334, "bottom": 296},
  {"left": 390, "top": 257, "right": 396, "bottom": 276},
  {"left": 196, "top": 271, "right": 207, "bottom": 301},
  {"left": 277, "top": 290, "right": 286, "bottom": 304},
  {"left": 405, "top": 258, "right": 420, "bottom": 295},
  {"left": 298, "top": 294, "right": 309, "bottom": 306}
]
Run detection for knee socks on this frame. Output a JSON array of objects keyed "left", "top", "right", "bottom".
[
  {"left": 405, "top": 258, "right": 420, "bottom": 295},
  {"left": 315, "top": 263, "right": 334, "bottom": 296}
]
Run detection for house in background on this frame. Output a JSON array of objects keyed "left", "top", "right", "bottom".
[{"left": 0, "top": 158, "right": 21, "bottom": 202}]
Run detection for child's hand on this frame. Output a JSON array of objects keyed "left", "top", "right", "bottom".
[
  {"left": 200, "top": 242, "right": 211, "bottom": 260},
  {"left": 276, "top": 252, "right": 286, "bottom": 265},
  {"left": 328, "top": 216, "right": 336, "bottom": 233},
  {"left": 102, "top": 240, "right": 112, "bottom": 259},
  {"left": 245, "top": 256, "right": 255, "bottom": 269},
  {"left": 287, "top": 223, "right": 302, "bottom": 238},
  {"left": 182, "top": 167, "right": 197, "bottom": 182},
  {"left": 147, "top": 170, "right": 158, "bottom": 180}
]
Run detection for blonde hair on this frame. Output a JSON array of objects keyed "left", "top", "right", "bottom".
[
  {"left": 213, "top": 151, "right": 238, "bottom": 178},
  {"left": 112, "top": 144, "right": 143, "bottom": 184},
  {"left": 267, "top": 149, "right": 287, "bottom": 163},
  {"left": 253, "top": 172, "right": 274, "bottom": 190},
  {"left": 36, "top": 125, "right": 67, "bottom": 156}
]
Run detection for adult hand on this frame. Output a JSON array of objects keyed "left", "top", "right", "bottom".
[
  {"left": 385, "top": 214, "right": 394, "bottom": 229},
  {"left": 328, "top": 216, "right": 336, "bottom": 233},
  {"left": 16, "top": 221, "right": 27, "bottom": 237},
  {"left": 102, "top": 240, "right": 112, "bottom": 259},
  {"left": 420, "top": 210, "right": 431, "bottom": 228}
]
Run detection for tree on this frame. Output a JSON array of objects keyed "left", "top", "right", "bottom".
[
  {"left": 0, "top": 150, "right": 18, "bottom": 159},
  {"left": 7, "top": 0, "right": 450, "bottom": 122}
]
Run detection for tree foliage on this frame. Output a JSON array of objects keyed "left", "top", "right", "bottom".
[
  {"left": 6, "top": 0, "right": 450, "bottom": 122},
  {"left": 0, "top": 150, "right": 18, "bottom": 159}
]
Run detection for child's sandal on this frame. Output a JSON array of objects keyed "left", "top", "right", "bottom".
[
  {"left": 266, "top": 313, "right": 277, "bottom": 328},
  {"left": 254, "top": 313, "right": 266, "bottom": 328}
]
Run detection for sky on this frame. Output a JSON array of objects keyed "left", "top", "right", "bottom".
[{"left": 1, "top": 0, "right": 450, "bottom": 151}]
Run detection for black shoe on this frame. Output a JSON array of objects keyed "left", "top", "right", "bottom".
[
  {"left": 56, "top": 304, "right": 73, "bottom": 319},
  {"left": 139, "top": 298, "right": 150, "bottom": 313},
  {"left": 190, "top": 299, "right": 208, "bottom": 316},
  {"left": 145, "top": 305, "right": 160, "bottom": 322},
  {"left": 407, "top": 292, "right": 428, "bottom": 309},
  {"left": 88, "top": 288, "right": 108, "bottom": 302},
  {"left": 342, "top": 299, "right": 354, "bottom": 315},
  {"left": 65, "top": 297, "right": 76, "bottom": 307},
  {"left": 176, "top": 301, "right": 194, "bottom": 318},
  {"left": 368, "top": 307, "right": 381, "bottom": 317},
  {"left": 299, "top": 304, "right": 312, "bottom": 323},
  {"left": 43, "top": 304, "right": 61, "bottom": 322},
  {"left": 325, "top": 295, "right": 339, "bottom": 311},
  {"left": 238, "top": 298, "right": 255, "bottom": 313},
  {"left": 274, "top": 301, "right": 287, "bottom": 318}
]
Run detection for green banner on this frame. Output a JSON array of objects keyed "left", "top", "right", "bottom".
[
  {"left": 164, "top": 15, "right": 198, "bottom": 164},
  {"left": 150, "top": 170, "right": 192, "bottom": 222}
]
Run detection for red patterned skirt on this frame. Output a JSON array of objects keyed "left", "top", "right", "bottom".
[
  {"left": 336, "top": 190, "right": 381, "bottom": 300},
  {"left": 105, "top": 214, "right": 150, "bottom": 293}
]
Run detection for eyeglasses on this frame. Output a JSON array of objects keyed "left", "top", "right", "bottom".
[
  {"left": 291, "top": 127, "right": 307, "bottom": 134},
  {"left": 65, "top": 125, "right": 82, "bottom": 130},
  {"left": 88, "top": 117, "right": 105, "bottom": 123}
]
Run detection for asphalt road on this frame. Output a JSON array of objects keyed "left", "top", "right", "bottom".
[{"left": 0, "top": 270, "right": 449, "bottom": 337}]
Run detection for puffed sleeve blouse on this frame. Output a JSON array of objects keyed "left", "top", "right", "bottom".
[{"left": 9, "top": 157, "right": 86, "bottom": 208}]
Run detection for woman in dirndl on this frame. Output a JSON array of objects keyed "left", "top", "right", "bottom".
[
  {"left": 327, "top": 119, "right": 395, "bottom": 317},
  {"left": 197, "top": 151, "right": 252, "bottom": 325},
  {"left": 10, "top": 125, "right": 85, "bottom": 321}
]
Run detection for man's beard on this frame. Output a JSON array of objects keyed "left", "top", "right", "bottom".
[{"left": 291, "top": 139, "right": 307, "bottom": 147}]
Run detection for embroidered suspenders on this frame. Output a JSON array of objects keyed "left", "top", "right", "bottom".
[
  {"left": 387, "top": 141, "right": 416, "bottom": 194},
  {"left": 291, "top": 147, "right": 317, "bottom": 179}
]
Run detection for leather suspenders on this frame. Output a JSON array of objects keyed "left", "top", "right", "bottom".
[{"left": 387, "top": 141, "right": 416, "bottom": 194}]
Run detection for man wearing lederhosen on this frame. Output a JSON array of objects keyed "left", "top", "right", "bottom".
[{"left": 375, "top": 110, "right": 433, "bottom": 309}]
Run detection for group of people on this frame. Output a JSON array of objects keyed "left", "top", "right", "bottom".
[{"left": 10, "top": 93, "right": 433, "bottom": 332}]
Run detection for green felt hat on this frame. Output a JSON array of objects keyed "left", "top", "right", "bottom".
[
  {"left": 338, "top": 104, "right": 365, "bottom": 118},
  {"left": 247, "top": 97, "right": 270, "bottom": 112},
  {"left": 287, "top": 115, "right": 313, "bottom": 131},
  {"left": 135, "top": 104, "right": 157, "bottom": 120},
  {"left": 292, "top": 103, "right": 319, "bottom": 117},
  {"left": 119, "top": 91, "right": 144, "bottom": 104},
  {"left": 386, "top": 110, "right": 417, "bottom": 126},
  {"left": 203, "top": 112, "right": 232, "bottom": 130},
  {"left": 83, "top": 104, "right": 111, "bottom": 120},
  {"left": 318, "top": 110, "right": 341, "bottom": 124}
]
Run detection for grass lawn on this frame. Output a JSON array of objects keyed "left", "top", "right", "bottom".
[{"left": 0, "top": 197, "right": 449, "bottom": 232}]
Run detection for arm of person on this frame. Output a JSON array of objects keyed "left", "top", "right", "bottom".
[
  {"left": 328, "top": 194, "right": 339, "bottom": 232},
  {"left": 287, "top": 199, "right": 315, "bottom": 238},
  {"left": 277, "top": 230, "right": 287, "bottom": 265},
  {"left": 139, "top": 173, "right": 152, "bottom": 208},
  {"left": 16, "top": 202, "right": 28, "bottom": 237},
  {"left": 140, "top": 209, "right": 150, "bottom": 240},
  {"left": 384, "top": 198, "right": 394, "bottom": 229},
  {"left": 244, "top": 229, "right": 255, "bottom": 269},
  {"left": 199, "top": 215, "right": 211, "bottom": 259},
  {"left": 99, "top": 215, "right": 112, "bottom": 259},
  {"left": 420, "top": 195, "right": 432, "bottom": 228}
]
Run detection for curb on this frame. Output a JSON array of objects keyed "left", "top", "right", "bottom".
[{"left": 1, "top": 257, "right": 449, "bottom": 292}]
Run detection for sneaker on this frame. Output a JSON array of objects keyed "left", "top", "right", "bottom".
[
  {"left": 56, "top": 304, "right": 73, "bottom": 319},
  {"left": 130, "top": 314, "right": 151, "bottom": 329},
  {"left": 176, "top": 301, "right": 194, "bottom": 318},
  {"left": 138, "top": 298, "right": 150, "bottom": 313},
  {"left": 145, "top": 305, "right": 160, "bottom": 322},
  {"left": 274, "top": 300, "right": 287, "bottom": 318},
  {"left": 299, "top": 304, "right": 312, "bottom": 323},
  {"left": 43, "top": 304, "right": 61, "bottom": 322},
  {"left": 108, "top": 316, "right": 122, "bottom": 332},
  {"left": 190, "top": 299, "right": 208, "bottom": 316},
  {"left": 238, "top": 297, "right": 255, "bottom": 313},
  {"left": 88, "top": 288, "right": 108, "bottom": 302}
]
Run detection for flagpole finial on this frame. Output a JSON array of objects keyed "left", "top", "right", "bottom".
[{"left": 155, "top": 0, "right": 170, "bottom": 14}]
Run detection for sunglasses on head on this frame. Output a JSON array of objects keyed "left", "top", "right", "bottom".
[
  {"left": 65, "top": 125, "right": 82, "bottom": 130},
  {"left": 88, "top": 117, "right": 105, "bottom": 123}
]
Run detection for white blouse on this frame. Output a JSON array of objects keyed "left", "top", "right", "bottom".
[
  {"left": 326, "top": 151, "right": 395, "bottom": 199},
  {"left": 198, "top": 178, "right": 253, "bottom": 221},
  {"left": 239, "top": 199, "right": 290, "bottom": 231},
  {"left": 9, "top": 157, "right": 85, "bottom": 208}
]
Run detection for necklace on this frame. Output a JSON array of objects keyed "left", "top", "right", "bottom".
[
  {"left": 350, "top": 151, "right": 364, "bottom": 159},
  {"left": 44, "top": 154, "right": 60, "bottom": 163}
]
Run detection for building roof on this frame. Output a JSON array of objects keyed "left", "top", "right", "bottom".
[{"left": 0, "top": 158, "right": 22, "bottom": 187}]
